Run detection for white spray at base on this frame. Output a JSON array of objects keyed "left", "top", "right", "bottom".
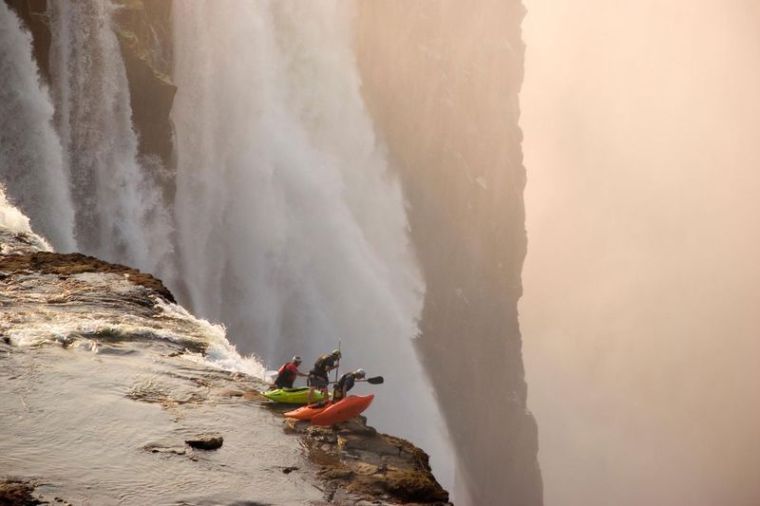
[
  {"left": 172, "top": 1, "right": 453, "bottom": 484},
  {"left": 0, "top": 3, "right": 76, "bottom": 252},
  {"left": 47, "top": 0, "right": 175, "bottom": 283}
]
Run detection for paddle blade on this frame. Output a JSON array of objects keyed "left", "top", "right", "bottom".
[{"left": 366, "top": 376, "right": 384, "bottom": 384}]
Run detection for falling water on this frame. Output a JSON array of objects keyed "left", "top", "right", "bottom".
[
  {"left": 0, "top": 3, "right": 76, "bottom": 251},
  {"left": 47, "top": 0, "right": 174, "bottom": 280},
  {"left": 172, "top": 0, "right": 453, "bottom": 483}
]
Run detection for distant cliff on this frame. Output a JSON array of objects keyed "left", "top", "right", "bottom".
[
  {"left": 355, "top": 2, "right": 543, "bottom": 504},
  {"left": 6, "top": 0, "right": 175, "bottom": 171}
]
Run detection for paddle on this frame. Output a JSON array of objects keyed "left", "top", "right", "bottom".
[
  {"left": 328, "top": 376, "right": 383, "bottom": 385},
  {"left": 334, "top": 340, "right": 341, "bottom": 383}
]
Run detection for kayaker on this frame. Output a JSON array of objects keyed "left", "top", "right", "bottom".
[
  {"left": 332, "top": 369, "right": 366, "bottom": 402},
  {"left": 272, "top": 355, "right": 308, "bottom": 389},
  {"left": 307, "top": 349, "right": 341, "bottom": 403}
]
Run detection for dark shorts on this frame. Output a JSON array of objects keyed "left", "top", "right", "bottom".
[
  {"left": 307, "top": 374, "right": 328, "bottom": 389},
  {"left": 274, "top": 377, "right": 294, "bottom": 389}
]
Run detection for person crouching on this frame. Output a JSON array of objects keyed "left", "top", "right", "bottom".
[{"left": 332, "top": 369, "right": 366, "bottom": 402}]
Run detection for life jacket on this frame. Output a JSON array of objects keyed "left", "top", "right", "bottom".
[
  {"left": 277, "top": 362, "right": 297, "bottom": 383},
  {"left": 332, "top": 372, "right": 356, "bottom": 401},
  {"left": 311, "top": 354, "right": 337, "bottom": 378}
]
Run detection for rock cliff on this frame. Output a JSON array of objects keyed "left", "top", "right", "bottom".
[
  {"left": 355, "top": 2, "right": 543, "bottom": 504},
  {"left": 5, "top": 0, "right": 175, "bottom": 171}
]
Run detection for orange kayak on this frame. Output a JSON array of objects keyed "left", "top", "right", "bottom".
[
  {"left": 310, "top": 395, "right": 374, "bottom": 426},
  {"left": 284, "top": 402, "right": 330, "bottom": 421}
]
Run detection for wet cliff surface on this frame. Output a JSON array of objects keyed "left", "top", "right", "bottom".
[
  {"left": 355, "top": 2, "right": 542, "bottom": 504},
  {"left": 0, "top": 219, "right": 450, "bottom": 505}
]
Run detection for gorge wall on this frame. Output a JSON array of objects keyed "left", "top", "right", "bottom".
[
  {"left": 6, "top": 0, "right": 175, "bottom": 169},
  {"left": 354, "top": 2, "right": 542, "bottom": 505}
]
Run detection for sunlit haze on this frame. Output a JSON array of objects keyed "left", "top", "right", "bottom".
[{"left": 521, "top": 1, "right": 760, "bottom": 505}]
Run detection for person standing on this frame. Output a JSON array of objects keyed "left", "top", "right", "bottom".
[{"left": 307, "top": 349, "right": 341, "bottom": 402}]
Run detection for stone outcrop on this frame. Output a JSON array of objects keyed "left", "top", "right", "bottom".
[
  {"left": 0, "top": 251, "right": 175, "bottom": 303},
  {"left": 283, "top": 416, "right": 451, "bottom": 505},
  {"left": 0, "top": 479, "right": 40, "bottom": 506},
  {"left": 185, "top": 434, "right": 224, "bottom": 451}
]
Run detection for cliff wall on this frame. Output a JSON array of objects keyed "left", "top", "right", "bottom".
[
  {"left": 5, "top": 0, "right": 175, "bottom": 171},
  {"left": 354, "top": 2, "right": 542, "bottom": 504}
]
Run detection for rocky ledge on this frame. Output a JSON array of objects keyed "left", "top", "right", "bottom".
[
  {"left": 0, "top": 250, "right": 175, "bottom": 303},
  {"left": 284, "top": 416, "right": 451, "bottom": 505},
  {"left": 0, "top": 479, "right": 39, "bottom": 506},
  {"left": 0, "top": 232, "right": 450, "bottom": 504}
]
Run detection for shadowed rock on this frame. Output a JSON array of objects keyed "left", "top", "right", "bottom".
[
  {"left": 0, "top": 479, "right": 40, "bottom": 506},
  {"left": 0, "top": 252, "right": 175, "bottom": 302},
  {"left": 285, "top": 416, "right": 451, "bottom": 505},
  {"left": 185, "top": 435, "right": 224, "bottom": 451}
]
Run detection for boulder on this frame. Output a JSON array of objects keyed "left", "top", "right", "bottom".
[
  {"left": 0, "top": 478, "right": 40, "bottom": 506},
  {"left": 185, "top": 435, "right": 223, "bottom": 451}
]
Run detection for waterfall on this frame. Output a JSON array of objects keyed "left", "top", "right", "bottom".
[
  {"left": 0, "top": 3, "right": 76, "bottom": 251},
  {"left": 47, "top": 0, "right": 174, "bottom": 280},
  {"left": 172, "top": 0, "right": 452, "bottom": 481}
]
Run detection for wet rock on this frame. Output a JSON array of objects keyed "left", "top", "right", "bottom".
[
  {"left": 319, "top": 467, "right": 354, "bottom": 480},
  {"left": 112, "top": 0, "right": 176, "bottom": 169},
  {"left": 185, "top": 434, "right": 223, "bottom": 450},
  {"left": 143, "top": 443, "right": 187, "bottom": 456},
  {"left": 219, "top": 388, "right": 245, "bottom": 397},
  {"left": 288, "top": 417, "right": 450, "bottom": 505},
  {"left": 0, "top": 252, "right": 175, "bottom": 303},
  {"left": 243, "top": 390, "right": 265, "bottom": 401},
  {"left": 0, "top": 478, "right": 41, "bottom": 506}
]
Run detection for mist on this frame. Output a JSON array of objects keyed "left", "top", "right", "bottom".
[{"left": 521, "top": 1, "right": 760, "bottom": 505}]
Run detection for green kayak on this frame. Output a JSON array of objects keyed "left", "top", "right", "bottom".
[{"left": 263, "top": 387, "right": 325, "bottom": 404}]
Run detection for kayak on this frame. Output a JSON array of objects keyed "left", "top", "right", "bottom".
[
  {"left": 310, "top": 395, "right": 374, "bottom": 426},
  {"left": 284, "top": 402, "right": 330, "bottom": 421},
  {"left": 263, "top": 387, "right": 325, "bottom": 404}
]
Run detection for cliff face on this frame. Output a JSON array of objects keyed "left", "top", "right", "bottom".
[
  {"left": 5, "top": 0, "right": 175, "bottom": 171},
  {"left": 354, "top": 2, "right": 542, "bottom": 504},
  {"left": 4, "top": 0, "right": 49, "bottom": 80},
  {"left": 112, "top": 0, "right": 175, "bottom": 173}
]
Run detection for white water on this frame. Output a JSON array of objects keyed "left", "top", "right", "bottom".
[
  {"left": 172, "top": 0, "right": 453, "bottom": 484},
  {"left": 0, "top": 185, "right": 53, "bottom": 253},
  {"left": 47, "top": 0, "right": 174, "bottom": 281},
  {"left": 0, "top": 180, "right": 263, "bottom": 379},
  {"left": 0, "top": 3, "right": 76, "bottom": 251}
]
